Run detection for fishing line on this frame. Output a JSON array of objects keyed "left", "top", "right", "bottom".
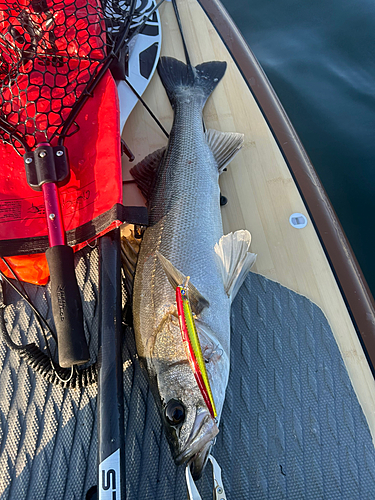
[
  {"left": 127, "top": 0, "right": 166, "bottom": 40},
  {"left": 53, "top": 0, "right": 139, "bottom": 146},
  {"left": 124, "top": 78, "right": 169, "bottom": 138},
  {"left": 121, "top": 0, "right": 202, "bottom": 138},
  {"left": 171, "top": 0, "right": 208, "bottom": 136},
  {"left": 0, "top": 257, "right": 56, "bottom": 342},
  {"left": 119, "top": 0, "right": 170, "bottom": 139},
  {"left": 0, "top": 0, "right": 164, "bottom": 375},
  {"left": 0, "top": 0, "right": 167, "bottom": 382},
  {"left": 0, "top": 263, "right": 96, "bottom": 386},
  {"left": 0, "top": 257, "right": 69, "bottom": 382},
  {"left": 171, "top": 0, "right": 191, "bottom": 68},
  {"left": 0, "top": 259, "right": 76, "bottom": 383}
]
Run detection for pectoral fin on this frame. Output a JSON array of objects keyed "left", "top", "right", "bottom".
[
  {"left": 214, "top": 230, "right": 256, "bottom": 302},
  {"left": 156, "top": 251, "right": 210, "bottom": 315},
  {"left": 205, "top": 129, "right": 244, "bottom": 173}
]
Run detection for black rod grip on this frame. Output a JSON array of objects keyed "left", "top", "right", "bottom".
[{"left": 46, "top": 245, "right": 90, "bottom": 368}]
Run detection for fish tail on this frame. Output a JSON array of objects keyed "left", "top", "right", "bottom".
[{"left": 157, "top": 56, "right": 227, "bottom": 108}]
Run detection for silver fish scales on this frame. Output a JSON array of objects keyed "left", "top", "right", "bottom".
[{"left": 131, "top": 56, "right": 256, "bottom": 479}]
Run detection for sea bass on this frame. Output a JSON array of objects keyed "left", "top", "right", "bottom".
[{"left": 131, "top": 56, "right": 256, "bottom": 478}]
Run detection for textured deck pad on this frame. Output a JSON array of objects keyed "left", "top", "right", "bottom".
[
  {"left": 217, "top": 274, "right": 375, "bottom": 499},
  {"left": 0, "top": 246, "right": 100, "bottom": 500},
  {"left": 123, "top": 273, "right": 375, "bottom": 499},
  {"left": 1, "top": 269, "right": 375, "bottom": 499}
]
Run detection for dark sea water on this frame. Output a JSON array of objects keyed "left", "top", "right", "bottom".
[{"left": 220, "top": 0, "right": 375, "bottom": 297}]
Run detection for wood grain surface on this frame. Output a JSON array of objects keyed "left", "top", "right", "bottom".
[{"left": 121, "top": 0, "right": 375, "bottom": 441}]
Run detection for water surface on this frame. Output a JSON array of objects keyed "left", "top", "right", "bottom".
[{"left": 221, "top": 0, "right": 375, "bottom": 296}]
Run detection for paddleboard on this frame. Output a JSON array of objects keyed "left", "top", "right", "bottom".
[{"left": 1, "top": 0, "right": 375, "bottom": 499}]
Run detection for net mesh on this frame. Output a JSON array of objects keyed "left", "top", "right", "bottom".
[{"left": 0, "top": 0, "right": 145, "bottom": 153}]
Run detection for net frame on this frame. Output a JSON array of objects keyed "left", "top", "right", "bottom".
[
  {"left": 0, "top": 0, "right": 142, "bottom": 154},
  {"left": 0, "top": 0, "right": 163, "bottom": 373}
]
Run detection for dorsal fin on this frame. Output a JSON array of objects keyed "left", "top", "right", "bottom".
[
  {"left": 214, "top": 230, "right": 256, "bottom": 302},
  {"left": 205, "top": 129, "right": 244, "bottom": 173},
  {"left": 156, "top": 251, "right": 210, "bottom": 315},
  {"left": 129, "top": 148, "right": 166, "bottom": 202}
]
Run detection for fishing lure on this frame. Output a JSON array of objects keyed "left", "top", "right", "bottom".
[{"left": 176, "top": 279, "right": 217, "bottom": 419}]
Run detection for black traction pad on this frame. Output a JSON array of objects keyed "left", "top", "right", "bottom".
[{"left": 1, "top": 252, "right": 375, "bottom": 499}]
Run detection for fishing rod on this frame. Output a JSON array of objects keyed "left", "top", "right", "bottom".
[
  {"left": 96, "top": 1, "right": 164, "bottom": 499},
  {"left": 0, "top": 2, "right": 163, "bottom": 499}
]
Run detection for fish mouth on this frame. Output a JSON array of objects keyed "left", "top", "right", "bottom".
[
  {"left": 189, "top": 439, "right": 213, "bottom": 480},
  {"left": 175, "top": 410, "right": 218, "bottom": 466}
]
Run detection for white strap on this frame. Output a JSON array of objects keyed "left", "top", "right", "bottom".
[
  {"left": 185, "top": 455, "right": 227, "bottom": 500},
  {"left": 185, "top": 464, "right": 202, "bottom": 500}
]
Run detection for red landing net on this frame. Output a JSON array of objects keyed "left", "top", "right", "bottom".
[{"left": 0, "top": 0, "right": 122, "bottom": 284}]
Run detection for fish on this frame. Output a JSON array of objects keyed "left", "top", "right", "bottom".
[{"left": 130, "top": 56, "right": 256, "bottom": 479}]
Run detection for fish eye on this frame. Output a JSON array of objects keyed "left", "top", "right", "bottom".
[{"left": 165, "top": 399, "right": 185, "bottom": 426}]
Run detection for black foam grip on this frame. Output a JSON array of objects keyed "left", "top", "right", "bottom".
[{"left": 46, "top": 245, "right": 90, "bottom": 368}]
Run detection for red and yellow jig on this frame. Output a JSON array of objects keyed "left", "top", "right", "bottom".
[{"left": 176, "top": 279, "right": 217, "bottom": 419}]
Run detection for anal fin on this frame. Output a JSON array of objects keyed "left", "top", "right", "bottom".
[{"left": 214, "top": 230, "right": 256, "bottom": 302}]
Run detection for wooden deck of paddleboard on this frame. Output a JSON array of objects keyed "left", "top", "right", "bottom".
[{"left": 122, "top": 0, "right": 375, "bottom": 443}]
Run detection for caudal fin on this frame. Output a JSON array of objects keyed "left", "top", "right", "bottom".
[{"left": 157, "top": 56, "right": 227, "bottom": 108}]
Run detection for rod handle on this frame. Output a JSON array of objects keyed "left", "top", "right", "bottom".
[{"left": 46, "top": 245, "right": 90, "bottom": 368}]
